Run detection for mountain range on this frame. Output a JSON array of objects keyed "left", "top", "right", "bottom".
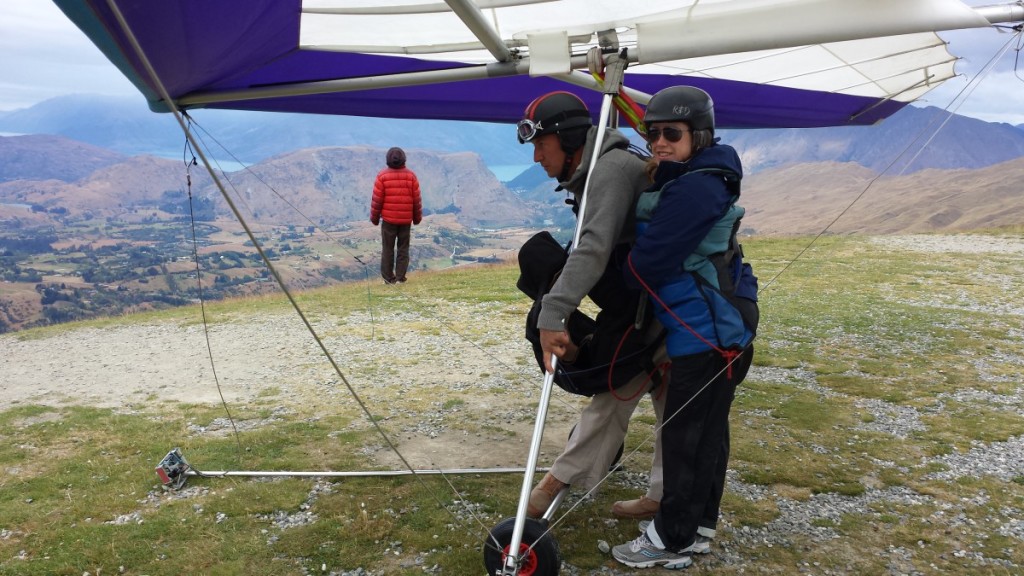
[
  {"left": 1, "top": 94, "right": 1023, "bottom": 236},
  {"left": 0, "top": 137, "right": 539, "bottom": 229},
  {"left": 0, "top": 95, "right": 534, "bottom": 171},
  {"left": 3, "top": 94, "right": 1024, "bottom": 178}
]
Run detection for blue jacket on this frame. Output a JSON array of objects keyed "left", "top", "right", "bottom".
[{"left": 625, "top": 143, "right": 757, "bottom": 357}]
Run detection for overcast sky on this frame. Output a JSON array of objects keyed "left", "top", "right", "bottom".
[{"left": 3, "top": 1, "right": 1022, "bottom": 124}]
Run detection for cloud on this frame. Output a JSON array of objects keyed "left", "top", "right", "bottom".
[
  {"left": 925, "top": 24, "right": 1024, "bottom": 125},
  {"left": 0, "top": 1, "right": 137, "bottom": 111},
  {"left": 919, "top": 69, "right": 1024, "bottom": 125}
]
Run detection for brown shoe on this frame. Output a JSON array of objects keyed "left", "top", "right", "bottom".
[
  {"left": 527, "top": 472, "right": 567, "bottom": 518},
  {"left": 611, "top": 496, "right": 659, "bottom": 519}
]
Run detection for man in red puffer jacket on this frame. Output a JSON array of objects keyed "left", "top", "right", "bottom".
[{"left": 370, "top": 147, "right": 423, "bottom": 284}]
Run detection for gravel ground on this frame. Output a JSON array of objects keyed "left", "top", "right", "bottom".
[
  {"left": 3, "top": 233, "right": 1023, "bottom": 575},
  {"left": 869, "top": 234, "right": 1024, "bottom": 255}
]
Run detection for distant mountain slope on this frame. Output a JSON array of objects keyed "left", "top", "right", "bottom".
[
  {"left": 204, "top": 146, "right": 538, "bottom": 227},
  {"left": 724, "top": 105, "right": 1024, "bottom": 174},
  {"left": 0, "top": 140, "right": 540, "bottom": 229},
  {"left": 743, "top": 158, "right": 1024, "bottom": 235},
  {"left": 2, "top": 128, "right": 1021, "bottom": 237},
  {"left": 0, "top": 134, "right": 125, "bottom": 183},
  {"left": 0, "top": 153, "right": 212, "bottom": 226}
]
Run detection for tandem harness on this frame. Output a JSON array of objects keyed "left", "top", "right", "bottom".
[{"left": 517, "top": 230, "right": 666, "bottom": 397}]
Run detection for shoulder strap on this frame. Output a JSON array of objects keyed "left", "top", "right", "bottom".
[{"left": 637, "top": 167, "right": 740, "bottom": 223}]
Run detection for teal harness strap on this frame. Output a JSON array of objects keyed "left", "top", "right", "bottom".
[{"left": 635, "top": 167, "right": 740, "bottom": 224}]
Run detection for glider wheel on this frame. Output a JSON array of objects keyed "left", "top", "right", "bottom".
[
  {"left": 482, "top": 517, "right": 560, "bottom": 576},
  {"left": 569, "top": 423, "right": 624, "bottom": 471}
]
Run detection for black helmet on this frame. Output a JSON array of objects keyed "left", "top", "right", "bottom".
[
  {"left": 517, "top": 91, "right": 592, "bottom": 144},
  {"left": 386, "top": 147, "right": 406, "bottom": 168},
  {"left": 644, "top": 86, "right": 715, "bottom": 135}
]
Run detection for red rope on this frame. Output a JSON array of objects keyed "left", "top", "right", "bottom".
[
  {"left": 603, "top": 308, "right": 670, "bottom": 402},
  {"left": 653, "top": 362, "right": 671, "bottom": 400},
  {"left": 626, "top": 253, "right": 738, "bottom": 378},
  {"left": 607, "top": 323, "right": 641, "bottom": 400}
]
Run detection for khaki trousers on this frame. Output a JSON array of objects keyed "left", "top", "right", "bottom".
[{"left": 548, "top": 343, "right": 668, "bottom": 495}]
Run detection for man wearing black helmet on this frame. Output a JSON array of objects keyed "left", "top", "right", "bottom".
[
  {"left": 611, "top": 86, "right": 758, "bottom": 570},
  {"left": 516, "top": 91, "right": 667, "bottom": 518}
]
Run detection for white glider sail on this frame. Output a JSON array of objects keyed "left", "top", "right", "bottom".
[{"left": 54, "top": 0, "right": 1022, "bottom": 127}]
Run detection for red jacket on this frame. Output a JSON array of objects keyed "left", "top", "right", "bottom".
[{"left": 370, "top": 167, "right": 422, "bottom": 226}]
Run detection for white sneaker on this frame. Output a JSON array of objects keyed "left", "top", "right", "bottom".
[
  {"left": 612, "top": 533, "right": 693, "bottom": 569},
  {"left": 637, "top": 520, "right": 712, "bottom": 554}
]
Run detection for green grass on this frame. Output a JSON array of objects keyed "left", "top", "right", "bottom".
[{"left": 3, "top": 233, "right": 1024, "bottom": 574}]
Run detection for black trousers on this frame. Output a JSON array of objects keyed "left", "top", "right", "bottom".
[
  {"left": 653, "top": 344, "right": 753, "bottom": 551},
  {"left": 380, "top": 221, "right": 411, "bottom": 283}
]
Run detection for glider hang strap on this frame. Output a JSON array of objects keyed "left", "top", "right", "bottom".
[{"left": 588, "top": 47, "right": 646, "bottom": 138}]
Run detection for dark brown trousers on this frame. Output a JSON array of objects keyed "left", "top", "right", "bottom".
[{"left": 380, "top": 221, "right": 411, "bottom": 283}]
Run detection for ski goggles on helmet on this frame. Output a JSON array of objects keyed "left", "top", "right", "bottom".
[
  {"left": 646, "top": 126, "right": 690, "bottom": 143},
  {"left": 517, "top": 108, "right": 591, "bottom": 143},
  {"left": 516, "top": 118, "right": 545, "bottom": 143}
]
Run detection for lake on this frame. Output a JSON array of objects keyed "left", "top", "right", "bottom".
[{"left": 488, "top": 164, "right": 533, "bottom": 182}]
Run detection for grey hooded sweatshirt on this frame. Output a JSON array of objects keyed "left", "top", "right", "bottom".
[{"left": 537, "top": 127, "right": 650, "bottom": 332}]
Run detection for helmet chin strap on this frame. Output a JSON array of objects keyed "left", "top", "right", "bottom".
[{"left": 558, "top": 152, "right": 576, "bottom": 182}]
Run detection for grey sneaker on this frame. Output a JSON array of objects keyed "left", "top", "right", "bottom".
[
  {"left": 612, "top": 533, "right": 693, "bottom": 569},
  {"left": 637, "top": 521, "right": 712, "bottom": 554}
]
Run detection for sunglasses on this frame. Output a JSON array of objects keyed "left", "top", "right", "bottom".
[{"left": 646, "top": 126, "right": 689, "bottom": 143}]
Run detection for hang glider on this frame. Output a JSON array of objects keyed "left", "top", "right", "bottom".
[{"left": 55, "top": 0, "right": 1022, "bottom": 129}]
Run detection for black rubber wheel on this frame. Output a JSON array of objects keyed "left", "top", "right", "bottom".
[
  {"left": 482, "top": 517, "right": 561, "bottom": 576},
  {"left": 569, "top": 423, "right": 624, "bottom": 471}
]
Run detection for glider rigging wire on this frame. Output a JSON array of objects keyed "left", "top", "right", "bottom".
[
  {"left": 177, "top": 112, "right": 589, "bottom": 422},
  {"left": 895, "top": 28, "right": 1022, "bottom": 177},
  {"left": 180, "top": 114, "right": 380, "bottom": 336},
  {"left": 181, "top": 138, "right": 243, "bottom": 457},
  {"left": 758, "top": 25, "right": 1023, "bottom": 293},
  {"left": 100, "top": 0, "right": 515, "bottom": 546},
  {"left": 176, "top": 101, "right": 601, "bottom": 421},
  {"left": 1014, "top": 24, "right": 1024, "bottom": 81}
]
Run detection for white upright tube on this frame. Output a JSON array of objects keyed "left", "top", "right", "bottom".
[{"left": 501, "top": 80, "right": 619, "bottom": 575}]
